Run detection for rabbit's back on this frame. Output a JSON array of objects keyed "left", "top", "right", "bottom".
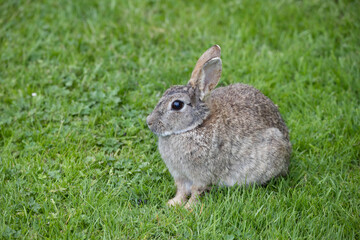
[{"left": 205, "top": 83, "right": 289, "bottom": 140}]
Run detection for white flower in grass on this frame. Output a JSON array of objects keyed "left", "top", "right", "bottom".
[{"left": 31, "top": 92, "right": 37, "bottom": 97}]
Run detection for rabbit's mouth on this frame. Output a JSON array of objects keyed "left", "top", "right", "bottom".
[
  {"left": 147, "top": 116, "right": 173, "bottom": 136},
  {"left": 147, "top": 126, "right": 174, "bottom": 137},
  {"left": 152, "top": 124, "right": 199, "bottom": 137}
]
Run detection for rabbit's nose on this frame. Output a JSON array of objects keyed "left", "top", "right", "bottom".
[{"left": 146, "top": 115, "right": 153, "bottom": 126}]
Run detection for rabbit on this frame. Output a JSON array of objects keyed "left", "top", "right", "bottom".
[{"left": 146, "top": 45, "right": 291, "bottom": 209}]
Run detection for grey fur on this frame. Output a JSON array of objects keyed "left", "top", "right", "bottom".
[{"left": 147, "top": 45, "right": 291, "bottom": 208}]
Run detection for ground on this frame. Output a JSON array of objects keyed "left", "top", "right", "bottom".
[{"left": 0, "top": 0, "right": 359, "bottom": 239}]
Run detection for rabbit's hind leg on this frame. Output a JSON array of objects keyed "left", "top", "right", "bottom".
[
  {"left": 224, "top": 127, "right": 290, "bottom": 186},
  {"left": 255, "top": 127, "right": 291, "bottom": 184}
]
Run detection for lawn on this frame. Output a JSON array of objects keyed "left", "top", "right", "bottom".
[{"left": 1, "top": 0, "right": 359, "bottom": 239}]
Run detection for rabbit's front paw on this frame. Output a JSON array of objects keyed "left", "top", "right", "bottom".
[
  {"left": 167, "top": 197, "right": 185, "bottom": 207},
  {"left": 184, "top": 195, "right": 199, "bottom": 210}
]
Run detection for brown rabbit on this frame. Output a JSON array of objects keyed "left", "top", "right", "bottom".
[{"left": 147, "top": 45, "right": 291, "bottom": 209}]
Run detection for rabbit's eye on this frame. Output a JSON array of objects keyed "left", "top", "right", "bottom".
[{"left": 171, "top": 100, "right": 184, "bottom": 110}]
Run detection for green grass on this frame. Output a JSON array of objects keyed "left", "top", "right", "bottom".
[{"left": 1, "top": 0, "right": 359, "bottom": 239}]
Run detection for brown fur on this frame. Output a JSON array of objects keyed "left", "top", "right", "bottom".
[{"left": 147, "top": 45, "right": 291, "bottom": 209}]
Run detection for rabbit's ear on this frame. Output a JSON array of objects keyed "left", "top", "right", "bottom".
[
  {"left": 188, "top": 45, "right": 221, "bottom": 88},
  {"left": 197, "top": 57, "right": 222, "bottom": 100}
]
